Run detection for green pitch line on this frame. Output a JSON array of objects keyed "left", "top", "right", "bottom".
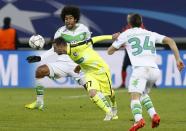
[{"left": 0, "top": 88, "right": 185, "bottom": 131}]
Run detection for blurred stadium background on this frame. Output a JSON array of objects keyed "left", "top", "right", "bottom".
[{"left": 0, "top": 0, "right": 186, "bottom": 131}]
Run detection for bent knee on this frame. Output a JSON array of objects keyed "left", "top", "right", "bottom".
[
  {"left": 89, "top": 89, "right": 97, "bottom": 98},
  {"left": 131, "top": 92, "right": 141, "bottom": 100},
  {"left": 36, "top": 65, "right": 50, "bottom": 78}
]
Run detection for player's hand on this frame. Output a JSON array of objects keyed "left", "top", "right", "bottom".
[
  {"left": 26, "top": 56, "right": 41, "bottom": 63},
  {"left": 74, "top": 65, "right": 81, "bottom": 73},
  {"left": 176, "top": 58, "right": 185, "bottom": 71},
  {"left": 112, "top": 32, "right": 120, "bottom": 41}
]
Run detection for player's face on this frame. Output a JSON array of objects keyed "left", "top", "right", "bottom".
[
  {"left": 64, "top": 15, "right": 77, "bottom": 30},
  {"left": 53, "top": 43, "right": 67, "bottom": 55}
]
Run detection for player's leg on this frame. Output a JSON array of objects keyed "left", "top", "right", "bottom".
[
  {"left": 100, "top": 71, "right": 118, "bottom": 120},
  {"left": 104, "top": 90, "right": 118, "bottom": 120},
  {"left": 140, "top": 68, "right": 161, "bottom": 128},
  {"left": 25, "top": 61, "right": 71, "bottom": 110},
  {"left": 140, "top": 92, "right": 160, "bottom": 128},
  {"left": 128, "top": 67, "right": 147, "bottom": 131},
  {"left": 89, "top": 89, "right": 111, "bottom": 114},
  {"left": 25, "top": 64, "right": 50, "bottom": 110},
  {"left": 129, "top": 93, "right": 145, "bottom": 131},
  {"left": 85, "top": 75, "right": 112, "bottom": 120}
]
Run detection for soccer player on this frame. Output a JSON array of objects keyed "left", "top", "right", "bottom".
[
  {"left": 52, "top": 34, "right": 119, "bottom": 121},
  {"left": 120, "top": 14, "right": 145, "bottom": 88},
  {"left": 25, "top": 6, "right": 91, "bottom": 110},
  {"left": 107, "top": 13, "right": 184, "bottom": 130}
]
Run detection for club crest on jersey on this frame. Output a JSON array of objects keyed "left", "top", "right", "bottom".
[
  {"left": 73, "top": 52, "right": 78, "bottom": 56},
  {"left": 80, "top": 34, "right": 85, "bottom": 40}
]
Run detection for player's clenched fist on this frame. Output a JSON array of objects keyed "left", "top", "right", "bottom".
[{"left": 176, "top": 59, "right": 185, "bottom": 71}]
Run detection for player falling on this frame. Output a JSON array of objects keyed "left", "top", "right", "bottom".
[
  {"left": 108, "top": 13, "right": 184, "bottom": 131},
  {"left": 52, "top": 34, "right": 119, "bottom": 121}
]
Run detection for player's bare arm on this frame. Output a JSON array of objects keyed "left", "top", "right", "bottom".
[
  {"left": 162, "top": 37, "right": 185, "bottom": 71},
  {"left": 107, "top": 45, "right": 119, "bottom": 55},
  {"left": 112, "top": 32, "right": 120, "bottom": 40},
  {"left": 107, "top": 32, "right": 125, "bottom": 55}
]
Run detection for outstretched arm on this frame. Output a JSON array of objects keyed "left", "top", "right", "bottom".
[
  {"left": 92, "top": 32, "right": 120, "bottom": 44},
  {"left": 107, "top": 32, "right": 125, "bottom": 55},
  {"left": 163, "top": 37, "right": 185, "bottom": 71},
  {"left": 92, "top": 35, "right": 112, "bottom": 44},
  {"left": 27, "top": 47, "right": 56, "bottom": 63}
]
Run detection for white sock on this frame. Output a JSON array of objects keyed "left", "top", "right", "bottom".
[
  {"left": 148, "top": 108, "right": 156, "bottom": 118},
  {"left": 35, "top": 78, "right": 45, "bottom": 105},
  {"left": 131, "top": 100, "right": 143, "bottom": 122},
  {"left": 37, "top": 95, "right": 44, "bottom": 105}
]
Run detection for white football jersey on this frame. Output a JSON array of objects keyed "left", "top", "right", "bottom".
[
  {"left": 112, "top": 27, "right": 165, "bottom": 68},
  {"left": 41, "top": 23, "right": 91, "bottom": 61},
  {"left": 54, "top": 23, "right": 91, "bottom": 43}
]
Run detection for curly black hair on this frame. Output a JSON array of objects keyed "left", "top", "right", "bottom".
[{"left": 61, "top": 5, "right": 80, "bottom": 22}]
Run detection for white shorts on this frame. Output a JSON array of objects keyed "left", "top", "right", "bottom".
[
  {"left": 128, "top": 67, "right": 160, "bottom": 94},
  {"left": 46, "top": 61, "right": 86, "bottom": 86}
]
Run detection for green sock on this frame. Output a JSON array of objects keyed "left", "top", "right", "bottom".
[{"left": 91, "top": 94, "right": 111, "bottom": 114}]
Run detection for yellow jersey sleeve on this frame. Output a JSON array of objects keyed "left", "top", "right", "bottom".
[
  {"left": 92, "top": 35, "right": 112, "bottom": 44},
  {"left": 67, "top": 35, "right": 112, "bottom": 55}
]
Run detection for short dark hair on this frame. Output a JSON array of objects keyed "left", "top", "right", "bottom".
[
  {"left": 53, "top": 37, "right": 67, "bottom": 45},
  {"left": 61, "top": 5, "right": 80, "bottom": 22},
  {"left": 128, "top": 13, "right": 142, "bottom": 27},
  {"left": 3, "top": 17, "right": 11, "bottom": 26}
]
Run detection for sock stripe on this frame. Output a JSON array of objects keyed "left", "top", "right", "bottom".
[
  {"left": 133, "top": 104, "right": 142, "bottom": 109},
  {"left": 35, "top": 85, "right": 44, "bottom": 95},
  {"left": 141, "top": 97, "right": 150, "bottom": 105},
  {"left": 141, "top": 97, "right": 154, "bottom": 110},
  {"left": 131, "top": 101, "right": 143, "bottom": 122},
  {"left": 144, "top": 102, "right": 153, "bottom": 110},
  {"left": 132, "top": 108, "right": 142, "bottom": 115}
]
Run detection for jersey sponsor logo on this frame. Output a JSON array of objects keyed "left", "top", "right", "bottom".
[
  {"left": 75, "top": 57, "right": 84, "bottom": 64},
  {"left": 132, "top": 79, "right": 139, "bottom": 87}
]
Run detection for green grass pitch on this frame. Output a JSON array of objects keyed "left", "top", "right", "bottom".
[{"left": 0, "top": 88, "right": 186, "bottom": 131}]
